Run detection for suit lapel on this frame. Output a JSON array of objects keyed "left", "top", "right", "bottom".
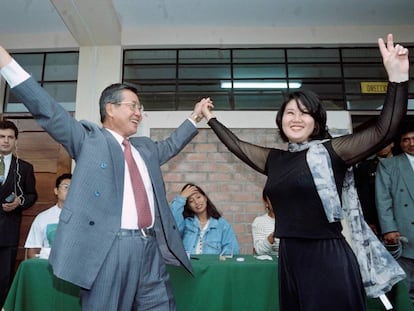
[
  {"left": 102, "top": 129, "right": 124, "bottom": 196},
  {"left": 399, "top": 154, "right": 414, "bottom": 201}
]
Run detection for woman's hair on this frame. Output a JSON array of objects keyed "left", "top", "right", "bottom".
[
  {"left": 262, "top": 188, "right": 270, "bottom": 211},
  {"left": 182, "top": 183, "right": 221, "bottom": 219},
  {"left": 275, "top": 89, "right": 330, "bottom": 142}
]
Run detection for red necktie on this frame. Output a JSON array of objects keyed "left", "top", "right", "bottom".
[{"left": 122, "top": 139, "right": 152, "bottom": 228}]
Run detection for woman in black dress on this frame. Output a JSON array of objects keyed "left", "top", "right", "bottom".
[{"left": 200, "top": 34, "right": 409, "bottom": 311}]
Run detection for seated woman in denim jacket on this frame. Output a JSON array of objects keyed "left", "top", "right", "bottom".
[{"left": 170, "top": 183, "right": 239, "bottom": 255}]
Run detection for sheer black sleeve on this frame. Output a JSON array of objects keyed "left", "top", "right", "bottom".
[
  {"left": 332, "top": 81, "right": 408, "bottom": 166},
  {"left": 207, "top": 118, "right": 271, "bottom": 174}
]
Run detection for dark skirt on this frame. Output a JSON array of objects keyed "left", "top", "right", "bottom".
[{"left": 278, "top": 237, "right": 366, "bottom": 311}]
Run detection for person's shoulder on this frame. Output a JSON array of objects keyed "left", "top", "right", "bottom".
[
  {"left": 80, "top": 119, "right": 100, "bottom": 130},
  {"left": 215, "top": 216, "right": 233, "bottom": 228},
  {"left": 36, "top": 205, "right": 59, "bottom": 218},
  {"left": 381, "top": 154, "right": 404, "bottom": 165},
  {"left": 15, "top": 156, "right": 35, "bottom": 168},
  {"left": 252, "top": 213, "right": 268, "bottom": 223}
]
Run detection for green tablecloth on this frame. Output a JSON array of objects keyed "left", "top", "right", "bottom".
[
  {"left": 3, "top": 256, "right": 413, "bottom": 311},
  {"left": 168, "top": 255, "right": 279, "bottom": 311}
]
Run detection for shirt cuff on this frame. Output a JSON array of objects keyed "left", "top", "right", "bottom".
[
  {"left": 187, "top": 117, "right": 197, "bottom": 127},
  {"left": 0, "top": 58, "right": 30, "bottom": 88}
]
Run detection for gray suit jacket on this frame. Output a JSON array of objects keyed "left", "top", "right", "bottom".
[
  {"left": 13, "top": 77, "right": 196, "bottom": 288},
  {"left": 376, "top": 153, "right": 414, "bottom": 259}
]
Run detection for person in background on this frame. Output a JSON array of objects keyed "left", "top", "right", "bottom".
[
  {"left": 0, "top": 44, "right": 210, "bottom": 311},
  {"left": 200, "top": 34, "right": 409, "bottom": 310},
  {"left": 252, "top": 189, "right": 279, "bottom": 256},
  {"left": 0, "top": 120, "right": 37, "bottom": 307},
  {"left": 170, "top": 183, "right": 239, "bottom": 256},
  {"left": 376, "top": 121, "right": 414, "bottom": 303},
  {"left": 25, "top": 173, "right": 72, "bottom": 259},
  {"left": 354, "top": 142, "right": 394, "bottom": 236}
]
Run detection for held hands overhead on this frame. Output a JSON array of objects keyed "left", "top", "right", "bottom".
[
  {"left": 191, "top": 97, "right": 215, "bottom": 123},
  {"left": 378, "top": 33, "right": 409, "bottom": 83}
]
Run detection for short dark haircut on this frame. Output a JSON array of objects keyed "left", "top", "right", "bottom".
[
  {"left": 275, "top": 90, "right": 330, "bottom": 143},
  {"left": 399, "top": 121, "right": 414, "bottom": 138},
  {"left": 181, "top": 183, "right": 222, "bottom": 219},
  {"left": 55, "top": 173, "right": 72, "bottom": 188},
  {"left": 99, "top": 83, "right": 138, "bottom": 123},
  {"left": 0, "top": 120, "right": 19, "bottom": 139}
]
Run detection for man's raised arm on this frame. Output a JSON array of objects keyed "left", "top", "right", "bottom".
[{"left": 0, "top": 46, "right": 30, "bottom": 87}]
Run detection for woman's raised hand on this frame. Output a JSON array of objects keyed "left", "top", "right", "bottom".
[{"left": 378, "top": 33, "right": 409, "bottom": 83}]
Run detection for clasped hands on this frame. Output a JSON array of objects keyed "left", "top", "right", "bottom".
[{"left": 191, "top": 97, "right": 215, "bottom": 123}]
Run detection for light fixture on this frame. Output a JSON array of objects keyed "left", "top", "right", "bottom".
[{"left": 220, "top": 81, "right": 301, "bottom": 89}]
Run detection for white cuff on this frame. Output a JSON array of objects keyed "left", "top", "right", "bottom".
[{"left": 0, "top": 58, "right": 30, "bottom": 88}]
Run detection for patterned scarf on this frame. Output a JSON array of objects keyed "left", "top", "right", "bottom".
[{"left": 289, "top": 141, "right": 406, "bottom": 307}]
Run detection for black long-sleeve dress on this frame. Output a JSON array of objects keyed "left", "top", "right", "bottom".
[{"left": 207, "top": 82, "right": 408, "bottom": 311}]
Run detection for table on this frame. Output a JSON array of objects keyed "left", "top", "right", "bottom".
[{"left": 3, "top": 256, "right": 413, "bottom": 311}]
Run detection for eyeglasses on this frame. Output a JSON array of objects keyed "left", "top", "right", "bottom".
[
  {"left": 114, "top": 101, "right": 143, "bottom": 112},
  {"left": 59, "top": 183, "right": 70, "bottom": 191}
]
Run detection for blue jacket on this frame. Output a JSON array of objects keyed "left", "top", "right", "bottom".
[{"left": 171, "top": 195, "right": 239, "bottom": 255}]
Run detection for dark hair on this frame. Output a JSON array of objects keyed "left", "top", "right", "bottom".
[
  {"left": 55, "top": 173, "right": 72, "bottom": 188},
  {"left": 275, "top": 90, "right": 330, "bottom": 142},
  {"left": 99, "top": 83, "right": 138, "bottom": 123},
  {"left": 262, "top": 188, "right": 268, "bottom": 202},
  {"left": 391, "top": 121, "right": 414, "bottom": 155},
  {"left": 0, "top": 120, "right": 19, "bottom": 139},
  {"left": 398, "top": 121, "right": 414, "bottom": 138},
  {"left": 182, "top": 183, "right": 221, "bottom": 219}
]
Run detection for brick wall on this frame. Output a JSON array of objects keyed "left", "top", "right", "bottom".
[{"left": 151, "top": 127, "right": 285, "bottom": 254}]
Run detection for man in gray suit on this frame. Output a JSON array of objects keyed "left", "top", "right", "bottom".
[
  {"left": 376, "top": 121, "right": 414, "bottom": 303},
  {"left": 0, "top": 46, "right": 210, "bottom": 310}
]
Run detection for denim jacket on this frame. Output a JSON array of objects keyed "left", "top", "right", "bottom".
[{"left": 170, "top": 195, "right": 240, "bottom": 255}]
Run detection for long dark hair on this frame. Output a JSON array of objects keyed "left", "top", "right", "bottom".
[
  {"left": 182, "top": 183, "right": 221, "bottom": 219},
  {"left": 275, "top": 90, "right": 330, "bottom": 142}
]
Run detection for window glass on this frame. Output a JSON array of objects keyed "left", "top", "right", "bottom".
[
  {"left": 124, "top": 50, "right": 176, "bottom": 64},
  {"left": 233, "top": 64, "right": 286, "bottom": 79},
  {"left": 178, "top": 64, "right": 230, "bottom": 79},
  {"left": 44, "top": 53, "right": 79, "bottom": 81},
  {"left": 124, "top": 65, "right": 176, "bottom": 80},
  {"left": 341, "top": 48, "right": 380, "bottom": 62},
  {"left": 43, "top": 82, "right": 77, "bottom": 111},
  {"left": 343, "top": 64, "right": 387, "bottom": 78},
  {"left": 288, "top": 64, "right": 341, "bottom": 78},
  {"left": 234, "top": 92, "right": 284, "bottom": 110},
  {"left": 346, "top": 95, "right": 385, "bottom": 110},
  {"left": 287, "top": 49, "right": 339, "bottom": 63},
  {"left": 12, "top": 53, "right": 43, "bottom": 81},
  {"left": 233, "top": 49, "right": 285, "bottom": 63},
  {"left": 179, "top": 50, "right": 230, "bottom": 63},
  {"left": 4, "top": 52, "right": 78, "bottom": 113}
]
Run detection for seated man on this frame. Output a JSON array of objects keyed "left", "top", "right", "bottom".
[
  {"left": 252, "top": 190, "right": 279, "bottom": 256},
  {"left": 25, "top": 173, "right": 72, "bottom": 258}
]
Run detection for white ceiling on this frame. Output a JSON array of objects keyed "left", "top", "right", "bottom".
[{"left": 0, "top": 0, "right": 413, "bottom": 49}]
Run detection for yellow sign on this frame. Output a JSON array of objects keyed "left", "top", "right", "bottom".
[{"left": 360, "top": 82, "right": 388, "bottom": 94}]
